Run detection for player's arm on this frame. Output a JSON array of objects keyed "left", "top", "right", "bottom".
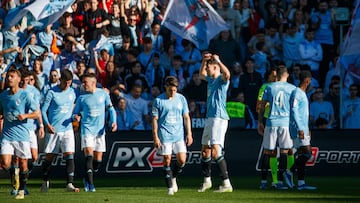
[
  {"left": 106, "top": 94, "right": 117, "bottom": 132},
  {"left": 183, "top": 112, "right": 193, "bottom": 146},
  {"left": 152, "top": 115, "right": 161, "bottom": 149},
  {"left": 199, "top": 52, "right": 211, "bottom": 80},
  {"left": 257, "top": 100, "right": 267, "bottom": 136},
  {"left": 213, "top": 54, "right": 230, "bottom": 82},
  {"left": 291, "top": 94, "right": 304, "bottom": 138}
]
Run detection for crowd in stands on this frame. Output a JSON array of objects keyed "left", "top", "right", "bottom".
[{"left": 0, "top": 0, "right": 359, "bottom": 130}]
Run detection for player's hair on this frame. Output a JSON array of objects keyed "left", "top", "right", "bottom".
[
  {"left": 299, "top": 70, "right": 312, "bottom": 83},
  {"left": 165, "top": 76, "right": 178, "bottom": 87},
  {"left": 276, "top": 65, "right": 288, "bottom": 80},
  {"left": 82, "top": 72, "right": 97, "bottom": 79},
  {"left": 61, "top": 69, "right": 73, "bottom": 81}
]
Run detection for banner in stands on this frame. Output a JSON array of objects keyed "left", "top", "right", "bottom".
[{"left": 2, "top": 129, "right": 359, "bottom": 178}]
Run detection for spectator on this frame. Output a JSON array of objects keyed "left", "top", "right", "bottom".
[
  {"left": 180, "top": 39, "right": 202, "bottom": 81},
  {"left": 183, "top": 70, "right": 207, "bottom": 104},
  {"left": 238, "top": 58, "right": 263, "bottom": 119},
  {"left": 145, "top": 21, "right": 164, "bottom": 53},
  {"left": 115, "top": 97, "right": 135, "bottom": 131},
  {"left": 264, "top": 2, "right": 284, "bottom": 30},
  {"left": 84, "top": 0, "right": 110, "bottom": 44},
  {"left": 299, "top": 27, "right": 323, "bottom": 82},
  {"left": 145, "top": 52, "right": 165, "bottom": 91},
  {"left": 324, "top": 82, "right": 340, "bottom": 128},
  {"left": 342, "top": 84, "right": 360, "bottom": 129},
  {"left": 137, "top": 37, "right": 156, "bottom": 70},
  {"left": 94, "top": 49, "right": 110, "bottom": 87},
  {"left": 251, "top": 41, "right": 269, "bottom": 79},
  {"left": 281, "top": 22, "right": 303, "bottom": 68},
  {"left": 107, "top": 2, "right": 130, "bottom": 52},
  {"left": 42, "top": 69, "right": 60, "bottom": 96},
  {"left": 126, "top": 2, "right": 150, "bottom": 50},
  {"left": 168, "top": 55, "right": 187, "bottom": 92},
  {"left": 188, "top": 100, "right": 206, "bottom": 119},
  {"left": 311, "top": 0, "right": 336, "bottom": 85},
  {"left": 229, "top": 61, "right": 243, "bottom": 99},
  {"left": 32, "top": 57, "right": 47, "bottom": 91},
  {"left": 217, "top": 0, "right": 241, "bottom": 39},
  {"left": 22, "top": 33, "right": 45, "bottom": 67},
  {"left": 117, "top": 84, "right": 150, "bottom": 130},
  {"left": 160, "top": 42, "right": 175, "bottom": 73},
  {"left": 265, "top": 24, "right": 282, "bottom": 65},
  {"left": 73, "top": 60, "right": 87, "bottom": 89},
  {"left": 310, "top": 87, "right": 335, "bottom": 129},
  {"left": 124, "top": 60, "right": 149, "bottom": 96},
  {"left": 209, "top": 29, "right": 241, "bottom": 69}
]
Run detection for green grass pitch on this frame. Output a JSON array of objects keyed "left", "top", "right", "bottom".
[{"left": 0, "top": 176, "right": 359, "bottom": 203}]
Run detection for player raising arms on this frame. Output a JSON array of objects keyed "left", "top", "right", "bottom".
[
  {"left": 152, "top": 76, "right": 193, "bottom": 195},
  {"left": 198, "top": 52, "right": 233, "bottom": 193},
  {"left": 73, "top": 73, "right": 117, "bottom": 192}
]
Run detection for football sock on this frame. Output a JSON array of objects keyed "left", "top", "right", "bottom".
[
  {"left": 269, "top": 157, "right": 278, "bottom": 184},
  {"left": 261, "top": 154, "right": 270, "bottom": 181},
  {"left": 278, "top": 153, "right": 287, "bottom": 181},
  {"left": 42, "top": 160, "right": 52, "bottom": 181},
  {"left": 65, "top": 155, "right": 75, "bottom": 184},
  {"left": 296, "top": 154, "right": 309, "bottom": 181},
  {"left": 172, "top": 162, "right": 184, "bottom": 178},
  {"left": 163, "top": 166, "right": 173, "bottom": 188},
  {"left": 85, "top": 155, "right": 94, "bottom": 184},
  {"left": 27, "top": 160, "right": 34, "bottom": 174},
  {"left": 19, "top": 170, "right": 29, "bottom": 190},
  {"left": 93, "top": 160, "right": 102, "bottom": 173},
  {"left": 216, "top": 156, "right": 229, "bottom": 180},
  {"left": 201, "top": 157, "right": 211, "bottom": 178},
  {"left": 287, "top": 154, "right": 295, "bottom": 170}
]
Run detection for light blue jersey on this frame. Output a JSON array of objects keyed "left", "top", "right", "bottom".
[
  {"left": 24, "top": 85, "right": 41, "bottom": 130},
  {"left": 0, "top": 89, "right": 38, "bottom": 141},
  {"left": 289, "top": 88, "right": 309, "bottom": 138},
  {"left": 41, "top": 86, "right": 76, "bottom": 132},
  {"left": 205, "top": 76, "right": 230, "bottom": 120},
  {"left": 152, "top": 93, "right": 189, "bottom": 143},
  {"left": 263, "top": 81, "right": 296, "bottom": 127},
  {"left": 73, "top": 88, "right": 116, "bottom": 136}
]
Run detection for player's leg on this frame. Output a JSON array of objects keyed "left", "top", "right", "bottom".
[
  {"left": 211, "top": 118, "right": 232, "bottom": 193},
  {"left": 269, "top": 150, "right": 278, "bottom": 186},
  {"left": 198, "top": 119, "right": 213, "bottom": 192},
  {"left": 62, "top": 130, "right": 80, "bottom": 192},
  {"left": 28, "top": 130, "right": 38, "bottom": 174},
  {"left": 296, "top": 145, "right": 317, "bottom": 190},
  {"left": 14, "top": 141, "right": 31, "bottom": 200},
  {"left": 160, "top": 142, "right": 174, "bottom": 195},
  {"left": 82, "top": 135, "right": 95, "bottom": 192},
  {"left": 10, "top": 156, "right": 20, "bottom": 195},
  {"left": 40, "top": 153, "right": 56, "bottom": 192},
  {"left": 278, "top": 127, "right": 293, "bottom": 188},
  {"left": 287, "top": 148, "right": 295, "bottom": 170},
  {"left": 172, "top": 140, "right": 187, "bottom": 193}
]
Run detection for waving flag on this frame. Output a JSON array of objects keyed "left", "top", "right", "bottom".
[
  {"left": 5, "top": 0, "right": 75, "bottom": 29},
  {"left": 162, "top": 0, "right": 229, "bottom": 50}
]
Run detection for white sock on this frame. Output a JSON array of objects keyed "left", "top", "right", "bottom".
[{"left": 204, "top": 177, "right": 211, "bottom": 183}]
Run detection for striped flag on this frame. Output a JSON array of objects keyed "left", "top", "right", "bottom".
[
  {"left": 162, "top": 0, "right": 229, "bottom": 50},
  {"left": 5, "top": 0, "right": 75, "bottom": 29}
]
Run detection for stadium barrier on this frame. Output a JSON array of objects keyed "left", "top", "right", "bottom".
[{"left": 1, "top": 129, "right": 359, "bottom": 178}]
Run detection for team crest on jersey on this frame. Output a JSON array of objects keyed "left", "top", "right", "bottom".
[
  {"left": 69, "top": 94, "right": 74, "bottom": 100},
  {"left": 99, "top": 95, "right": 104, "bottom": 103},
  {"left": 16, "top": 98, "right": 21, "bottom": 106}
]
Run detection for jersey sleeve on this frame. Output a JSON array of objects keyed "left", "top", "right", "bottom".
[{"left": 41, "top": 90, "right": 54, "bottom": 125}]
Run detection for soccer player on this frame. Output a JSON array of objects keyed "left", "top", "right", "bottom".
[
  {"left": 257, "top": 65, "right": 296, "bottom": 189},
  {"left": 198, "top": 52, "right": 233, "bottom": 193},
  {"left": 0, "top": 68, "right": 40, "bottom": 200},
  {"left": 73, "top": 73, "right": 117, "bottom": 192},
  {"left": 152, "top": 76, "right": 193, "bottom": 195},
  {"left": 257, "top": 67, "right": 279, "bottom": 189},
  {"left": 289, "top": 70, "right": 317, "bottom": 190},
  {"left": 40, "top": 69, "right": 80, "bottom": 192}
]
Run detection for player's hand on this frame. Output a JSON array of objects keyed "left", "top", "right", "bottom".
[
  {"left": 257, "top": 123, "right": 264, "bottom": 136},
  {"left": 74, "top": 115, "right": 81, "bottom": 122},
  {"left": 153, "top": 138, "right": 161, "bottom": 149},
  {"left": 298, "top": 130, "right": 305, "bottom": 139},
  {"left": 47, "top": 124, "right": 56, "bottom": 134},
  {"left": 186, "top": 134, "right": 193, "bottom": 146},
  {"left": 17, "top": 114, "right": 27, "bottom": 121},
  {"left": 202, "top": 52, "right": 212, "bottom": 61},
  {"left": 111, "top": 122, "right": 117, "bottom": 132},
  {"left": 38, "top": 126, "right": 45, "bottom": 139}
]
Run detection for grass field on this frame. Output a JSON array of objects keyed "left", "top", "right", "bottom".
[{"left": 0, "top": 176, "right": 359, "bottom": 203}]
